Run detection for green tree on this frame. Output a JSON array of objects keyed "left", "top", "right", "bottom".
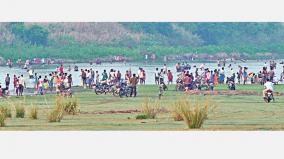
[
  {"left": 9, "top": 22, "right": 25, "bottom": 39},
  {"left": 25, "top": 25, "right": 49, "bottom": 45}
]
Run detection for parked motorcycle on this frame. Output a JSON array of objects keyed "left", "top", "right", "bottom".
[
  {"left": 228, "top": 81, "right": 236, "bottom": 90},
  {"left": 94, "top": 83, "right": 113, "bottom": 95},
  {"left": 264, "top": 90, "right": 274, "bottom": 103},
  {"left": 112, "top": 82, "right": 131, "bottom": 97}
]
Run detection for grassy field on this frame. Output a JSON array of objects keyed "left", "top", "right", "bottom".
[{"left": 0, "top": 84, "right": 284, "bottom": 131}]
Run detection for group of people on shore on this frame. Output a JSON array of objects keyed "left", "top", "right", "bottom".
[
  {"left": 1, "top": 60, "right": 284, "bottom": 99},
  {"left": 79, "top": 67, "right": 147, "bottom": 97},
  {"left": 171, "top": 60, "right": 284, "bottom": 93},
  {"left": 0, "top": 74, "right": 25, "bottom": 96},
  {"left": 0, "top": 64, "right": 73, "bottom": 97}
]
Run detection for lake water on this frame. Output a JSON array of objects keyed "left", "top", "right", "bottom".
[{"left": 1, "top": 60, "right": 284, "bottom": 91}]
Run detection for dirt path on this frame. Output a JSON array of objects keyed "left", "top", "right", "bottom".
[
  {"left": 185, "top": 90, "right": 284, "bottom": 96},
  {"left": 80, "top": 109, "right": 140, "bottom": 115}
]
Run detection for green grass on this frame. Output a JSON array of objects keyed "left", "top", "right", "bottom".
[{"left": 0, "top": 84, "right": 284, "bottom": 130}]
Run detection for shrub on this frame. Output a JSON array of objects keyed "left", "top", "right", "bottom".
[
  {"left": 173, "top": 97, "right": 215, "bottom": 129},
  {"left": 48, "top": 97, "right": 64, "bottom": 122},
  {"left": 136, "top": 98, "right": 161, "bottom": 119},
  {"left": 135, "top": 114, "right": 148, "bottom": 119},
  {"left": 0, "top": 110, "right": 6, "bottom": 127},
  {"left": 29, "top": 105, "right": 38, "bottom": 120},
  {"left": 172, "top": 109, "right": 184, "bottom": 121},
  {"left": 0, "top": 105, "right": 12, "bottom": 118},
  {"left": 15, "top": 105, "right": 25, "bottom": 118},
  {"left": 63, "top": 98, "right": 80, "bottom": 115}
]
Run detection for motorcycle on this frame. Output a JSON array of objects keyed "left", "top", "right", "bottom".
[
  {"left": 264, "top": 90, "right": 274, "bottom": 103},
  {"left": 227, "top": 77, "right": 236, "bottom": 90},
  {"left": 61, "top": 87, "right": 72, "bottom": 97},
  {"left": 228, "top": 81, "right": 236, "bottom": 90},
  {"left": 0, "top": 88, "right": 9, "bottom": 98},
  {"left": 175, "top": 79, "right": 184, "bottom": 91},
  {"left": 209, "top": 83, "right": 214, "bottom": 91},
  {"left": 112, "top": 82, "right": 131, "bottom": 97},
  {"left": 94, "top": 83, "right": 113, "bottom": 95}
]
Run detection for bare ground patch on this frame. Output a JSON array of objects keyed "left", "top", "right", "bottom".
[{"left": 185, "top": 90, "right": 284, "bottom": 96}]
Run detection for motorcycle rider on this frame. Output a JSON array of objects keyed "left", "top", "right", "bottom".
[{"left": 263, "top": 78, "right": 274, "bottom": 99}]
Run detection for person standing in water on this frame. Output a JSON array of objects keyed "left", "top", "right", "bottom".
[
  {"left": 28, "top": 69, "right": 34, "bottom": 79},
  {"left": 5, "top": 74, "right": 10, "bottom": 90},
  {"left": 13, "top": 75, "right": 18, "bottom": 93},
  {"left": 176, "top": 63, "right": 181, "bottom": 72},
  {"left": 59, "top": 64, "right": 64, "bottom": 75}
]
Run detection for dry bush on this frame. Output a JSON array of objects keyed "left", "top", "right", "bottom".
[
  {"left": 48, "top": 97, "right": 65, "bottom": 122},
  {"left": 0, "top": 109, "right": 6, "bottom": 127},
  {"left": 0, "top": 105, "right": 12, "bottom": 118},
  {"left": 6, "top": 97, "right": 27, "bottom": 118},
  {"left": 29, "top": 104, "right": 38, "bottom": 120},
  {"left": 173, "top": 96, "right": 215, "bottom": 129},
  {"left": 172, "top": 107, "right": 184, "bottom": 121},
  {"left": 63, "top": 98, "right": 80, "bottom": 115},
  {"left": 15, "top": 105, "right": 25, "bottom": 118},
  {"left": 136, "top": 98, "right": 161, "bottom": 119}
]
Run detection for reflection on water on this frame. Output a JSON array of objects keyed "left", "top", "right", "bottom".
[{"left": 1, "top": 60, "right": 284, "bottom": 91}]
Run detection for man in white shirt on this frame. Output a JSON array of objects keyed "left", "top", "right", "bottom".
[
  {"left": 263, "top": 78, "right": 274, "bottom": 98},
  {"left": 18, "top": 75, "right": 26, "bottom": 96},
  {"left": 163, "top": 64, "right": 167, "bottom": 73},
  {"left": 154, "top": 68, "right": 159, "bottom": 85}
]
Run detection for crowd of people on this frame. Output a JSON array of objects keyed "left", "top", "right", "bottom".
[
  {"left": 0, "top": 64, "right": 73, "bottom": 97},
  {"left": 1, "top": 60, "right": 284, "bottom": 99},
  {"left": 0, "top": 64, "right": 148, "bottom": 98},
  {"left": 169, "top": 60, "right": 284, "bottom": 100},
  {"left": 83, "top": 67, "right": 146, "bottom": 97}
]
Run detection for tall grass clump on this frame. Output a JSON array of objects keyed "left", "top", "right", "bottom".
[
  {"left": 48, "top": 97, "right": 65, "bottom": 122},
  {"left": 0, "top": 105, "right": 12, "bottom": 118},
  {"left": 15, "top": 105, "right": 25, "bottom": 118},
  {"left": 136, "top": 98, "right": 161, "bottom": 119},
  {"left": 64, "top": 98, "right": 80, "bottom": 115},
  {"left": 172, "top": 105, "right": 184, "bottom": 121},
  {"left": 29, "top": 104, "right": 38, "bottom": 120},
  {"left": 173, "top": 96, "right": 215, "bottom": 129},
  {"left": 0, "top": 109, "right": 7, "bottom": 127}
]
